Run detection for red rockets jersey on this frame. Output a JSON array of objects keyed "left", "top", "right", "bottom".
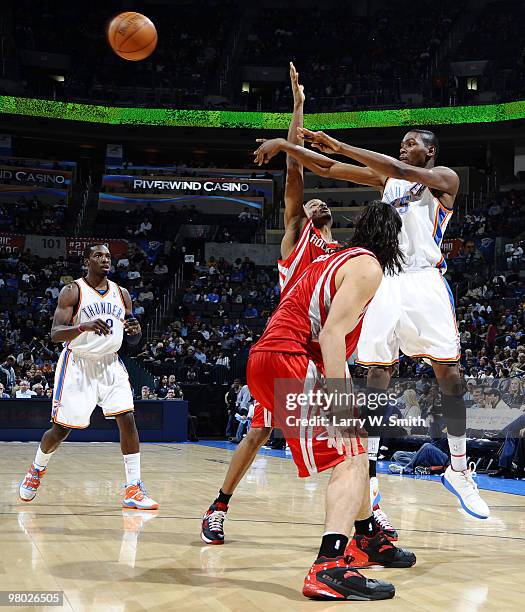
[
  {"left": 278, "top": 219, "right": 339, "bottom": 297},
  {"left": 252, "top": 247, "right": 376, "bottom": 365}
]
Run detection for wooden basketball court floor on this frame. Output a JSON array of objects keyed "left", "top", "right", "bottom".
[{"left": 1, "top": 441, "right": 525, "bottom": 611}]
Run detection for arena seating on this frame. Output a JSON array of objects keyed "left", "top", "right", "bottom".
[{"left": 7, "top": 0, "right": 525, "bottom": 110}]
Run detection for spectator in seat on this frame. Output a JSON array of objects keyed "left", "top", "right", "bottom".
[
  {"left": 470, "top": 387, "right": 485, "bottom": 409},
  {"left": 183, "top": 346, "right": 199, "bottom": 368},
  {"left": 155, "top": 375, "right": 169, "bottom": 399},
  {"left": 45, "top": 388, "right": 53, "bottom": 399},
  {"left": 15, "top": 380, "right": 36, "bottom": 398},
  {"left": 32, "top": 383, "right": 45, "bottom": 397},
  {"left": 215, "top": 351, "right": 230, "bottom": 369},
  {"left": 134, "top": 301, "right": 145, "bottom": 318},
  {"left": 206, "top": 288, "right": 220, "bottom": 303},
  {"left": 0, "top": 383, "right": 10, "bottom": 399},
  {"left": 183, "top": 289, "right": 196, "bottom": 305},
  {"left": 184, "top": 368, "right": 200, "bottom": 383},
  {"left": 194, "top": 347, "right": 207, "bottom": 364},
  {"left": 243, "top": 303, "right": 258, "bottom": 319},
  {"left": 503, "top": 378, "right": 524, "bottom": 408},
  {"left": 139, "top": 285, "right": 154, "bottom": 303},
  {"left": 137, "top": 385, "right": 151, "bottom": 400},
  {"left": 167, "top": 374, "right": 183, "bottom": 398},
  {"left": 154, "top": 260, "right": 169, "bottom": 281},
  {"left": 485, "top": 388, "right": 510, "bottom": 411},
  {"left": 136, "top": 219, "right": 152, "bottom": 237}
]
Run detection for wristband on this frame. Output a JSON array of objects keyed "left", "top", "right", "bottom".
[{"left": 77, "top": 324, "right": 85, "bottom": 333}]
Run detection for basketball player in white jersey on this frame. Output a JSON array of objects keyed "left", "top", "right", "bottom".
[
  {"left": 254, "top": 129, "right": 489, "bottom": 520},
  {"left": 19, "top": 244, "right": 158, "bottom": 510}
]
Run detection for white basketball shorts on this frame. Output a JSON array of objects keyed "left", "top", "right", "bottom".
[
  {"left": 356, "top": 268, "right": 460, "bottom": 366},
  {"left": 51, "top": 349, "right": 134, "bottom": 428}
]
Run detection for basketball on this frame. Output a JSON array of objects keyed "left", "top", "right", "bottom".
[{"left": 107, "top": 12, "right": 157, "bottom": 61}]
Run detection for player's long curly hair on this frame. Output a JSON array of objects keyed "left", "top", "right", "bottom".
[{"left": 348, "top": 200, "right": 404, "bottom": 274}]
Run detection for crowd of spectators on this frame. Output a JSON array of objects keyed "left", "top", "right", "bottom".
[
  {"left": 136, "top": 255, "right": 276, "bottom": 382},
  {"left": 8, "top": 0, "right": 525, "bottom": 111},
  {"left": 95, "top": 205, "right": 263, "bottom": 243},
  {"left": 241, "top": 0, "right": 461, "bottom": 111},
  {"left": 0, "top": 197, "right": 67, "bottom": 235},
  {"left": 11, "top": 0, "right": 236, "bottom": 107}
]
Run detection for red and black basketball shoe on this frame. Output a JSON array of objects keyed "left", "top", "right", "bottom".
[
  {"left": 303, "top": 555, "right": 395, "bottom": 601},
  {"left": 345, "top": 531, "right": 416, "bottom": 568},
  {"left": 200, "top": 502, "right": 228, "bottom": 545},
  {"left": 373, "top": 506, "right": 399, "bottom": 541}
]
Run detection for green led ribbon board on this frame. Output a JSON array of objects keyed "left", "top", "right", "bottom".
[{"left": 1, "top": 96, "right": 524, "bottom": 130}]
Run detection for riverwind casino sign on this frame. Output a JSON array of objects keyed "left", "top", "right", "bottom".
[
  {"left": 0, "top": 165, "right": 73, "bottom": 204},
  {"left": 132, "top": 178, "right": 252, "bottom": 193},
  {"left": 0, "top": 166, "right": 71, "bottom": 187},
  {"left": 98, "top": 174, "right": 274, "bottom": 215}
]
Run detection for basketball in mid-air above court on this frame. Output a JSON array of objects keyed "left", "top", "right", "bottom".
[{"left": 107, "top": 12, "right": 157, "bottom": 61}]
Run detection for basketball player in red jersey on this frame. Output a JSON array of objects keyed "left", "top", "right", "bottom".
[
  {"left": 200, "top": 63, "right": 338, "bottom": 544},
  {"left": 247, "top": 201, "right": 412, "bottom": 601}
]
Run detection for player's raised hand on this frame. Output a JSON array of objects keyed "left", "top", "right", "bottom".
[
  {"left": 253, "top": 138, "right": 286, "bottom": 165},
  {"left": 290, "top": 61, "right": 305, "bottom": 106},
  {"left": 298, "top": 128, "right": 341, "bottom": 155},
  {"left": 122, "top": 316, "right": 141, "bottom": 336},
  {"left": 81, "top": 319, "right": 112, "bottom": 336}
]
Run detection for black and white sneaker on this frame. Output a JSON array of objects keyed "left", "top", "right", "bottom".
[
  {"left": 373, "top": 507, "right": 399, "bottom": 542},
  {"left": 201, "top": 502, "right": 228, "bottom": 545}
]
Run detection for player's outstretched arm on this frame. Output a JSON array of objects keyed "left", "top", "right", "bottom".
[
  {"left": 50, "top": 283, "right": 111, "bottom": 342},
  {"left": 300, "top": 128, "right": 459, "bottom": 200},
  {"left": 284, "top": 62, "right": 305, "bottom": 225},
  {"left": 254, "top": 139, "right": 385, "bottom": 188},
  {"left": 119, "top": 286, "right": 142, "bottom": 345},
  {"left": 280, "top": 63, "right": 307, "bottom": 260},
  {"left": 318, "top": 255, "right": 382, "bottom": 381}
]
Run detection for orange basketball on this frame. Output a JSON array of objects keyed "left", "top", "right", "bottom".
[{"left": 107, "top": 12, "right": 157, "bottom": 61}]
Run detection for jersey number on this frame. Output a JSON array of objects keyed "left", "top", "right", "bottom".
[{"left": 106, "top": 318, "right": 113, "bottom": 334}]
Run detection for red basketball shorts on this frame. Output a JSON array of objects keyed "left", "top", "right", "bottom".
[
  {"left": 251, "top": 400, "right": 274, "bottom": 429},
  {"left": 247, "top": 351, "right": 364, "bottom": 477}
]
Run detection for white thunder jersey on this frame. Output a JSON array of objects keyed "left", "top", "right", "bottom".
[
  {"left": 356, "top": 176, "right": 459, "bottom": 365},
  {"left": 383, "top": 177, "right": 453, "bottom": 273},
  {"left": 67, "top": 277, "right": 126, "bottom": 356}
]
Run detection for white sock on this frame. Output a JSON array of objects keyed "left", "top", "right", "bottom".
[
  {"left": 123, "top": 453, "right": 141, "bottom": 485},
  {"left": 367, "top": 437, "right": 380, "bottom": 457},
  {"left": 447, "top": 434, "right": 467, "bottom": 472},
  {"left": 34, "top": 446, "right": 54, "bottom": 470}
]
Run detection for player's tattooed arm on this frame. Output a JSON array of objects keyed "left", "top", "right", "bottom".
[
  {"left": 119, "top": 286, "right": 142, "bottom": 345},
  {"left": 51, "top": 283, "right": 111, "bottom": 342},
  {"left": 300, "top": 128, "right": 459, "bottom": 201},
  {"left": 254, "top": 139, "right": 385, "bottom": 189}
]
